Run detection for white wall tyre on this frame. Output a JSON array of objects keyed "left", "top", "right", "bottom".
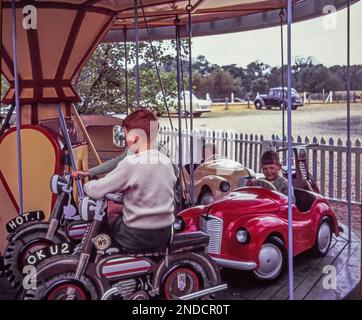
[
  {"left": 313, "top": 217, "right": 332, "bottom": 257},
  {"left": 253, "top": 236, "right": 285, "bottom": 281},
  {"left": 255, "top": 101, "right": 262, "bottom": 110}
]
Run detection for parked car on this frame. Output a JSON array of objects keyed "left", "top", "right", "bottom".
[
  {"left": 156, "top": 91, "right": 212, "bottom": 118},
  {"left": 175, "top": 184, "right": 340, "bottom": 282},
  {"left": 254, "top": 87, "right": 303, "bottom": 110}
]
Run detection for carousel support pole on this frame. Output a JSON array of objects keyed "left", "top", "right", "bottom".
[
  {"left": 175, "top": 16, "right": 183, "bottom": 211},
  {"left": 286, "top": 0, "right": 294, "bottom": 300},
  {"left": 279, "top": 9, "right": 286, "bottom": 149},
  {"left": 346, "top": 0, "right": 352, "bottom": 243},
  {"left": 56, "top": 103, "right": 84, "bottom": 198},
  {"left": 123, "top": 27, "right": 129, "bottom": 116},
  {"left": 187, "top": 2, "right": 195, "bottom": 206},
  {"left": 11, "top": 0, "right": 24, "bottom": 215},
  {"left": 134, "top": 0, "right": 140, "bottom": 110}
]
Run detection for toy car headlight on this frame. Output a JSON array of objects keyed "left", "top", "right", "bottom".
[
  {"left": 236, "top": 228, "right": 250, "bottom": 244},
  {"left": 50, "top": 175, "right": 68, "bottom": 194},
  {"left": 173, "top": 217, "right": 185, "bottom": 232},
  {"left": 220, "top": 181, "right": 230, "bottom": 193}
]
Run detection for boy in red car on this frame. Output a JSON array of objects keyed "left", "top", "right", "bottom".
[{"left": 261, "top": 150, "right": 295, "bottom": 203}]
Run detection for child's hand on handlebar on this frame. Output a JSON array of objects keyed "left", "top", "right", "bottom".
[{"left": 71, "top": 170, "right": 90, "bottom": 180}]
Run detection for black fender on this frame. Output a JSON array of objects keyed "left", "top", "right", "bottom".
[
  {"left": 31, "top": 255, "right": 107, "bottom": 297},
  {"left": 7, "top": 221, "right": 66, "bottom": 242},
  {"left": 152, "top": 251, "right": 221, "bottom": 293}
]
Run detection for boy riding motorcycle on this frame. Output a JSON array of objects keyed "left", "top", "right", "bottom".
[{"left": 82, "top": 109, "right": 176, "bottom": 253}]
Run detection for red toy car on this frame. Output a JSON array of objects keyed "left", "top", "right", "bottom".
[{"left": 175, "top": 185, "right": 340, "bottom": 281}]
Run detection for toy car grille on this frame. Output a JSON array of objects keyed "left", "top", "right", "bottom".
[{"left": 199, "top": 215, "right": 223, "bottom": 254}]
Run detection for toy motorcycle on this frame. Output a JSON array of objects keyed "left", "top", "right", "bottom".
[
  {"left": 3, "top": 173, "right": 87, "bottom": 289},
  {"left": 21, "top": 190, "right": 224, "bottom": 300}
]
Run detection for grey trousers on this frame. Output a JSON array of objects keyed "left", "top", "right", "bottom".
[{"left": 111, "top": 216, "right": 172, "bottom": 253}]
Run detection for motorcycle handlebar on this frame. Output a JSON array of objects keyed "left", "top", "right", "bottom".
[{"left": 105, "top": 193, "right": 123, "bottom": 204}]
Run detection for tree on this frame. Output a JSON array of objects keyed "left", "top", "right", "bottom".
[{"left": 251, "top": 78, "right": 269, "bottom": 97}]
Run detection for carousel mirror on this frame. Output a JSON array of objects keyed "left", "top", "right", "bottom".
[{"left": 113, "top": 125, "right": 126, "bottom": 148}]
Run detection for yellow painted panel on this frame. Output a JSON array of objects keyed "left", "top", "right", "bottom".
[
  {"left": 0, "top": 128, "right": 57, "bottom": 219},
  {"left": 0, "top": 182, "right": 18, "bottom": 254}
]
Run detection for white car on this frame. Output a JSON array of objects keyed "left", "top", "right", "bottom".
[{"left": 156, "top": 91, "right": 212, "bottom": 118}]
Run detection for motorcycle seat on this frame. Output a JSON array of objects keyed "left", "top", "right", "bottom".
[
  {"left": 126, "top": 231, "right": 209, "bottom": 257},
  {"left": 169, "top": 231, "right": 209, "bottom": 253}
]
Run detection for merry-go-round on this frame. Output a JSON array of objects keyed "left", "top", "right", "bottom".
[{"left": 0, "top": 0, "right": 360, "bottom": 300}]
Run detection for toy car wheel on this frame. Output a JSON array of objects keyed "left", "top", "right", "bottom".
[
  {"left": 255, "top": 101, "right": 262, "bottom": 110},
  {"left": 193, "top": 112, "right": 202, "bottom": 118},
  {"left": 254, "top": 236, "right": 285, "bottom": 281},
  {"left": 292, "top": 105, "right": 298, "bottom": 110},
  {"left": 313, "top": 217, "right": 332, "bottom": 256}
]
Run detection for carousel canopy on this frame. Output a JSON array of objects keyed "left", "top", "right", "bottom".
[
  {"left": 103, "top": 0, "right": 360, "bottom": 42},
  {"left": 1, "top": 0, "right": 359, "bottom": 105}
]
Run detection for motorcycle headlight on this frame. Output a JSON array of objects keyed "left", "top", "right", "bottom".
[
  {"left": 173, "top": 217, "right": 185, "bottom": 232},
  {"left": 79, "top": 197, "right": 97, "bottom": 221},
  {"left": 220, "top": 181, "right": 230, "bottom": 193},
  {"left": 236, "top": 228, "right": 250, "bottom": 244},
  {"left": 50, "top": 175, "right": 68, "bottom": 194}
]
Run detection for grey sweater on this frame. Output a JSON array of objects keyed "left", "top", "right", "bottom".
[
  {"left": 272, "top": 175, "right": 295, "bottom": 203},
  {"left": 89, "top": 143, "right": 178, "bottom": 177},
  {"left": 84, "top": 149, "right": 176, "bottom": 229}
]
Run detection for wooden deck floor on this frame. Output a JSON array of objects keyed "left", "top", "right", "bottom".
[
  {"left": 216, "top": 228, "right": 360, "bottom": 300},
  {"left": 0, "top": 227, "right": 360, "bottom": 300}
]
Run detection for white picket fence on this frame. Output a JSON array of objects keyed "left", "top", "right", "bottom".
[{"left": 159, "top": 126, "right": 361, "bottom": 205}]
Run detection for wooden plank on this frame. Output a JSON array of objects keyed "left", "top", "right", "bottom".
[
  {"left": 304, "top": 241, "right": 360, "bottom": 300},
  {"left": 268, "top": 238, "right": 345, "bottom": 300},
  {"left": 337, "top": 138, "right": 343, "bottom": 199},
  {"left": 312, "top": 136, "right": 318, "bottom": 183},
  {"left": 320, "top": 137, "right": 326, "bottom": 196},
  {"left": 253, "top": 135, "right": 258, "bottom": 172},
  {"left": 244, "top": 134, "right": 248, "bottom": 167},
  {"left": 239, "top": 133, "right": 243, "bottom": 165},
  {"left": 329, "top": 138, "right": 335, "bottom": 199},
  {"left": 355, "top": 139, "right": 361, "bottom": 203},
  {"left": 249, "top": 134, "right": 253, "bottom": 169},
  {"left": 255, "top": 238, "right": 338, "bottom": 300},
  {"left": 294, "top": 240, "right": 358, "bottom": 300}
]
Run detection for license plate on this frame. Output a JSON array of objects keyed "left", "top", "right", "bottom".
[
  {"left": 26, "top": 242, "right": 74, "bottom": 266},
  {"left": 6, "top": 211, "right": 45, "bottom": 233}
]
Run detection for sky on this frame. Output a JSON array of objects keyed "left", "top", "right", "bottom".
[{"left": 192, "top": 1, "right": 362, "bottom": 68}]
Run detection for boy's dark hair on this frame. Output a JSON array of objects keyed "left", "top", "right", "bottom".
[
  {"left": 123, "top": 108, "right": 158, "bottom": 142},
  {"left": 261, "top": 150, "right": 281, "bottom": 166}
]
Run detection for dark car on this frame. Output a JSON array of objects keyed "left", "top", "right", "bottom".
[{"left": 254, "top": 87, "right": 303, "bottom": 110}]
